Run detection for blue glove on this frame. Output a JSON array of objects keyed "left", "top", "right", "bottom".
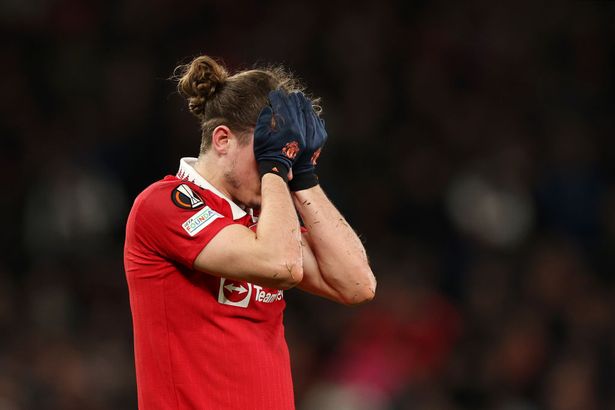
[
  {"left": 254, "top": 90, "right": 306, "bottom": 182},
  {"left": 289, "top": 93, "right": 328, "bottom": 191}
]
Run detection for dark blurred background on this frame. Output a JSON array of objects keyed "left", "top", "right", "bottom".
[{"left": 2, "top": 0, "right": 615, "bottom": 409}]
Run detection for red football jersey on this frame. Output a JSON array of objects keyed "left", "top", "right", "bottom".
[{"left": 124, "top": 158, "right": 294, "bottom": 410}]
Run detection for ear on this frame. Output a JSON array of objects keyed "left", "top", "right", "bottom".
[{"left": 211, "top": 125, "right": 232, "bottom": 154}]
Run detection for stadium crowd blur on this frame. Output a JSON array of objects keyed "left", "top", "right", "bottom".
[{"left": 2, "top": 0, "right": 614, "bottom": 409}]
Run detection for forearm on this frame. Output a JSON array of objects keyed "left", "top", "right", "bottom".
[
  {"left": 256, "top": 174, "right": 303, "bottom": 283},
  {"left": 293, "top": 186, "right": 376, "bottom": 301}
]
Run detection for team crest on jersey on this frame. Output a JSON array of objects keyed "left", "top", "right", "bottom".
[
  {"left": 172, "top": 184, "right": 204, "bottom": 209},
  {"left": 218, "top": 278, "right": 253, "bottom": 308}
]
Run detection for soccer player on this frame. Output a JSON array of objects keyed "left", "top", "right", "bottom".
[{"left": 124, "top": 55, "right": 376, "bottom": 410}]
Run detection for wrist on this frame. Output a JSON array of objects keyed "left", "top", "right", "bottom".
[
  {"left": 289, "top": 171, "right": 319, "bottom": 191},
  {"left": 258, "top": 160, "right": 289, "bottom": 183}
]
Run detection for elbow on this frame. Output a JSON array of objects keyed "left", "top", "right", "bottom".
[
  {"left": 257, "top": 240, "right": 303, "bottom": 289},
  {"left": 342, "top": 286, "right": 376, "bottom": 306},
  {"left": 270, "top": 258, "right": 304, "bottom": 290},
  {"left": 341, "top": 269, "right": 377, "bottom": 306}
]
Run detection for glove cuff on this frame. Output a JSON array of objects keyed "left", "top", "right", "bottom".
[
  {"left": 289, "top": 172, "right": 319, "bottom": 191},
  {"left": 259, "top": 161, "right": 289, "bottom": 183}
]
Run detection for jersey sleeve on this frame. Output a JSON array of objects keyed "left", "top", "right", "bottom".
[{"left": 132, "top": 184, "right": 236, "bottom": 268}]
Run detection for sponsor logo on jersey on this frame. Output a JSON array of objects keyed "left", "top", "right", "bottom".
[
  {"left": 253, "top": 285, "right": 284, "bottom": 303},
  {"left": 182, "top": 206, "right": 222, "bottom": 236},
  {"left": 172, "top": 184, "right": 204, "bottom": 209},
  {"left": 217, "top": 279, "right": 284, "bottom": 308}
]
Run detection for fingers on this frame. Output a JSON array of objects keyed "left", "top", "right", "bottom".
[
  {"left": 266, "top": 89, "right": 306, "bottom": 146},
  {"left": 267, "top": 89, "right": 298, "bottom": 119},
  {"left": 267, "top": 89, "right": 286, "bottom": 112},
  {"left": 269, "top": 90, "right": 303, "bottom": 120},
  {"left": 258, "top": 105, "right": 273, "bottom": 121},
  {"left": 269, "top": 91, "right": 295, "bottom": 134},
  {"left": 255, "top": 106, "right": 274, "bottom": 131},
  {"left": 296, "top": 92, "right": 312, "bottom": 113},
  {"left": 288, "top": 92, "right": 306, "bottom": 130}
]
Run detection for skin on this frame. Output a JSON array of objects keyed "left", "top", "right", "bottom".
[
  {"left": 193, "top": 125, "right": 303, "bottom": 289},
  {"left": 194, "top": 126, "right": 263, "bottom": 209},
  {"left": 193, "top": 125, "right": 376, "bottom": 304}
]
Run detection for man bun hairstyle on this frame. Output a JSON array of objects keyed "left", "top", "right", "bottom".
[
  {"left": 177, "top": 55, "right": 229, "bottom": 119},
  {"left": 174, "top": 54, "right": 318, "bottom": 153}
]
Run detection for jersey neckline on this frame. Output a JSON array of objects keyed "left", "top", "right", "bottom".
[{"left": 176, "top": 157, "right": 248, "bottom": 220}]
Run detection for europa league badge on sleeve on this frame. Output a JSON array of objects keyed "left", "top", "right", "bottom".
[{"left": 171, "top": 184, "right": 204, "bottom": 209}]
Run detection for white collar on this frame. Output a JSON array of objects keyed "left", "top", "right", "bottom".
[{"left": 177, "top": 157, "right": 247, "bottom": 220}]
